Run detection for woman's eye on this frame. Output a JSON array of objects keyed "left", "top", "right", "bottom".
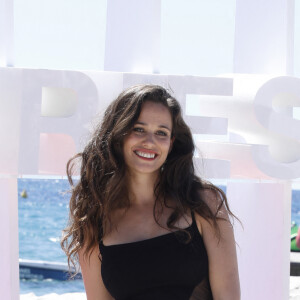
[
  {"left": 156, "top": 131, "right": 167, "bottom": 136},
  {"left": 133, "top": 127, "right": 144, "bottom": 133}
]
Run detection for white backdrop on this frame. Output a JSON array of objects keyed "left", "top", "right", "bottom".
[{"left": 0, "top": 1, "right": 299, "bottom": 299}]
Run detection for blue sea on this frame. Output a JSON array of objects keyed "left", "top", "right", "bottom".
[
  {"left": 18, "top": 178, "right": 300, "bottom": 296},
  {"left": 18, "top": 178, "right": 85, "bottom": 296},
  {"left": 292, "top": 190, "right": 300, "bottom": 226}
]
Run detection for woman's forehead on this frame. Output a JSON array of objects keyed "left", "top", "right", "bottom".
[{"left": 137, "top": 102, "right": 172, "bottom": 129}]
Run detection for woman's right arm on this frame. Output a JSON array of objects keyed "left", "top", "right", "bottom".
[{"left": 79, "top": 245, "right": 114, "bottom": 300}]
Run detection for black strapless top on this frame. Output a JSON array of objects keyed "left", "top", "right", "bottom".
[{"left": 99, "top": 213, "right": 213, "bottom": 300}]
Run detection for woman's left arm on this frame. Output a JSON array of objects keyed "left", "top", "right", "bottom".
[{"left": 195, "top": 191, "right": 241, "bottom": 300}]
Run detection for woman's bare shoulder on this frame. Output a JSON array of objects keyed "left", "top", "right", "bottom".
[{"left": 197, "top": 186, "right": 227, "bottom": 213}]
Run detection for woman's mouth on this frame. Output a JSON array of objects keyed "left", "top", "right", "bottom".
[{"left": 134, "top": 150, "right": 158, "bottom": 160}]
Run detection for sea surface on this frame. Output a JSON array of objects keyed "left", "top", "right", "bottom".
[
  {"left": 292, "top": 189, "right": 300, "bottom": 226},
  {"left": 18, "top": 178, "right": 85, "bottom": 296},
  {"left": 18, "top": 178, "right": 300, "bottom": 296}
]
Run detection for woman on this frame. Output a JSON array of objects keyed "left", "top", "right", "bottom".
[{"left": 61, "top": 84, "right": 240, "bottom": 300}]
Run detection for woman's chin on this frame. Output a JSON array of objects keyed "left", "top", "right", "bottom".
[{"left": 127, "top": 166, "right": 161, "bottom": 177}]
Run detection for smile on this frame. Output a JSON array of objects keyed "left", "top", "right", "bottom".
[{"left": 134, "top": 150, "right": 157, "bottom": 159}]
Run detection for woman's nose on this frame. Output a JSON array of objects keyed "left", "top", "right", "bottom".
[{"left": 142, "top": 132, "right": 155, "bottom": 146}]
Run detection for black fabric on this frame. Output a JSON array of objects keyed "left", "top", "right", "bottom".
[{"left": 99, "top": 213, "right": 213, "bottom": 300}]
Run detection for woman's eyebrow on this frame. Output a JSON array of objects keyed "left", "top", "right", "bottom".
[{"left": 135, "top": 121, "right": 171, "bottom": 132}]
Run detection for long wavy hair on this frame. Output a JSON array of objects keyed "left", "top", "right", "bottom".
[{"left": 61, "top": 84, "right": 236, "bottom": 270}]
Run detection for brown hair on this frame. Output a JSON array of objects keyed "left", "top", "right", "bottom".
[{"left": 61, "top": 84, "right": 236, "bottom": 271}]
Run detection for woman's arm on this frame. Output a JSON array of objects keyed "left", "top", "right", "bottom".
[
  {"left": 79, "top": 244, "right": 114, "bottom": 300},
  {"left": 195, "top": 190, "right": 241, "bottom": 300}
]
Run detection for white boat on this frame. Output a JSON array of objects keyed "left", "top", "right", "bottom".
[{"left": 19, "top": 259, "right": 82, "bottom": 280}]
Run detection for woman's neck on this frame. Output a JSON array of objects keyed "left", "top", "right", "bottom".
[{"left": 126, "top": 171, "right": 159, "bottom": 206}]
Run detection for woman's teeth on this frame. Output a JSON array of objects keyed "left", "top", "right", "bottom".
[{"left": 135, "top": 151, "right": 156, "bottom": 158}]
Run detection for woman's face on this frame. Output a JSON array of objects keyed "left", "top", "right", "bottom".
[{"left": 123, "top": 101, "right": 173, "bottom": 177}]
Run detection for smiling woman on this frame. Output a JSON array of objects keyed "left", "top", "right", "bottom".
[
  {"left": 123, "top": 101, "right": 173, "bottom": 177},
  {"left": 61, "top": 84, "right": 240, "bottom": 300}
]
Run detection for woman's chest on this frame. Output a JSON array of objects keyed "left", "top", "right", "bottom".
[
  {"left": 99, "top": 226, "right": 210, "bottom": 300},
  {"left": 102, "top": 208, "right": 192, "bottom": 246}
]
